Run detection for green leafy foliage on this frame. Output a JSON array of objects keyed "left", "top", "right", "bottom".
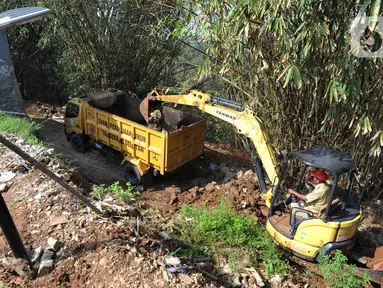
[
  {"left": 91, "top": 182, "right": 140, "bottom": 203},
  {"left": 318, "top": 250, "right": 370, "bottom": 288},
  {"left": 107, "top": 182, "right": 141, "bottom": 203},
  {"left": 91, "top": 184, "right": 106, "bottom": 200},
  {"left": 0, "top": 114, "right": 41, "bottom": 144},
  {"left": 174, "top": 0, "right": 383, "bottom": 192},
  {"left": 178, "top": 201, "right": 290, "bottom": 275},
  {"left": 3, "top": 0, "right": 184, "bottom": 104}
]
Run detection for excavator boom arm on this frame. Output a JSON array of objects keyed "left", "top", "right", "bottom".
[{"left": 145, "top": 88, "right": 279, "bottom": 188}]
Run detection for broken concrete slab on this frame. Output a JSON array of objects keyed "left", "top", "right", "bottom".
[
  {"left": 41, "top": 248, "right": 55, "bottom": 262},
  {"left": 47, "top": 238, "right": 63, "bottom": 252},
  {"left": 37, "top": 259, "right": 54, "bottom": 277},
  {"left": 31, "top": 247, "right": 43, "bottom": 264},
  {"left": 0, "top": 171, "right": 16, "bottom": 183},
  {"left": 0, "top": 183, "right": 7, "bottom": 193},
  {"left": 49, "top": 214, "right": 68, "bottom": 226}
]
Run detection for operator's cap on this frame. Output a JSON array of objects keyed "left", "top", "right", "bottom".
[{"left": 311, "top": 171, "right": 328, "bottom": 181}]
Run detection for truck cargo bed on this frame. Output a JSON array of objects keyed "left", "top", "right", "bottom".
[{"left": 82, "top": 92, "right": 206, "bottom": 174}]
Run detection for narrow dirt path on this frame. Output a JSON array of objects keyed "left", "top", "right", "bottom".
[{"left": 36, "top": 118, "right": 125, "bottom": 185}]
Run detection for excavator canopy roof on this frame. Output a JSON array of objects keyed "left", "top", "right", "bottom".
[{"left": 288, "top": 146, "right": 355, "bottom": 177}]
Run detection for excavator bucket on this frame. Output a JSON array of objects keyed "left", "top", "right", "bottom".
[{"left": 139, "top": 96, "right": 150, "bottom": 123}]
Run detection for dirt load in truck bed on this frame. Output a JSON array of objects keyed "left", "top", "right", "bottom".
[{"left": 86, "top": 91, "right": 201, "bottom": 132}]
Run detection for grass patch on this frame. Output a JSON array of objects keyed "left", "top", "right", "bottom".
[
  {"left": 0, "top": 113, "right": 41, "bottom": 144},
  {"left": 91, "top": 181, "right": 141, "bottom": 203},
  {"left": 176, "top": 201, "right": 290, "bottom": 275},
  {"left": 318, "top": 250, "right": 370, "bottom": 288}
]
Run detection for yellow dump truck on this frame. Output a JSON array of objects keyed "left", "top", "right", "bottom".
[{"left": 64, "top": 90, "right": 206, "bottom": 186}]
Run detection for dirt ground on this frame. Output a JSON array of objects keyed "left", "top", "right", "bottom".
[{"left": 0, "top": 110, "right": 382, "bottom": 287}]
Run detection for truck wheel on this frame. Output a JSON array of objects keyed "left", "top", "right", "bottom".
[
  {"left": 71, "top": 133, "right": 89, "bottom": 153},
  {"left": 124, "top": 162, "right": 142, "bottom": 186}
]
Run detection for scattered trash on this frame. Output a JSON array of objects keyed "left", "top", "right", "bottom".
[
  {"left": 168, "top": 247, "right": 181, "bottom": 257},
  {"left": 159, "top": 232, "right": 173, "bottom": 240},
  {"left": 209, "top": 163, "right": 218, "bottom": 171},
  {"left": 165, "top": 267, "right": 186, "bottom": 273},
  {"left": 28, "top": 151, "right": 37, "bottom": 158},
  {"left": 165, "top": 257, "right": 181, "bottom": 266},
  {"left": 19, "top": 162, "right": 31, "bottom": 171}
]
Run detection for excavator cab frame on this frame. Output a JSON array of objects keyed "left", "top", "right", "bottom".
[{"left": 266, "top": 146, "right": 362, "bottom": 261}]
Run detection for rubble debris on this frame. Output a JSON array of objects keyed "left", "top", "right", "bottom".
[
  {"left": 0, "top": 171, "right": 16, "bottom": 183},
  {"left": 222, "top": 263, "right": 232, "bottom": 274},
  {"left": 148, "top": 110, "right": 163, "bottom": 124},
  {"left": 232, "top": 273, "right": 242, "bottom": 287},
  {"left": 0, "top": 133, "right": 102, "bottom": 215},
  {"left": 243, "top": 169, "right": 255, "bottom": 180},
  {"left": 37, "top": 260, "right": 54, "bottom": 277},
  {"left": 36, "top": 248, "right": 55, "bottom": 277},
  {"left": 205, "top": 183, "right": 215, "bottom": 192},
  {"left": 269, "top": 274, "right": 283, "bottom": 288},
  {"left": 40, "top": 249, "right": 55, "bottom": 262},
  {"left": 31, "top": 247, "right": 43, "bottom": 264},
  {"left": 0, "top": 257, "right": 34, "bottom": 279},
  {"left": 49, "top": 215, "right": 69, "bottom": 226},
  {"left": 0, "top": 183, "right": 7, "bottom": 193},
  {"left": 178, "top": 273, "right": 194, "bottom": 285},
  {"left": 162, "top": 269, "right": 169, "bottom": 281},
  {"left": 99, "top": 256, "right": 109, "bottom": 267},
  {"left": 247, "top": 267, "right": 265, "bottom": 287},
  {"left": 236, "top": 170, "right": 244, "bottom": 180},
  {"left": 47, "top": 238, "right": 63, "bottom": 252}
]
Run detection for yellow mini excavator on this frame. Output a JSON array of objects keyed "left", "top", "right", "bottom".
[{"left": 139, "top": 87, "right": 365, "bottom": 264}]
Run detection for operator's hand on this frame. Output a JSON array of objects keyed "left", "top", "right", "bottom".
[
  {"left": 288, "top": 188, "right": 296, "bottom": 194},
  {"left": 288, "top": 188, "right": 307, "bottom": 201}
]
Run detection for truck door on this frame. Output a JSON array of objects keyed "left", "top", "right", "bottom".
[{"left": 64, "top": 101, "right": 82, "bottom": 135}]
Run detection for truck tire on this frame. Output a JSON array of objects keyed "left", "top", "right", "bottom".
[
  {"left": 124, "top": 162, "right": 142, "bottom": 186},
  {"left": 70, "top": 133, "right": 89, "bottom": 153}
]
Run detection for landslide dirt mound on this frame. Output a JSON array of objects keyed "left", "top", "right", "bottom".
[{"left": 143, "top": 168, "right": 267, "bottom": 220}]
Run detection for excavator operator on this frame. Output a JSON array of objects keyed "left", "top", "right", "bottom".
[{"left": 287, "top": 171, "right": 331, "bottom": 215}]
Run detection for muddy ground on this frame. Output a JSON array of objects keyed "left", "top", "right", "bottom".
[{"left": 0, "top": 107, "right": 381, "bottom": 287}]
